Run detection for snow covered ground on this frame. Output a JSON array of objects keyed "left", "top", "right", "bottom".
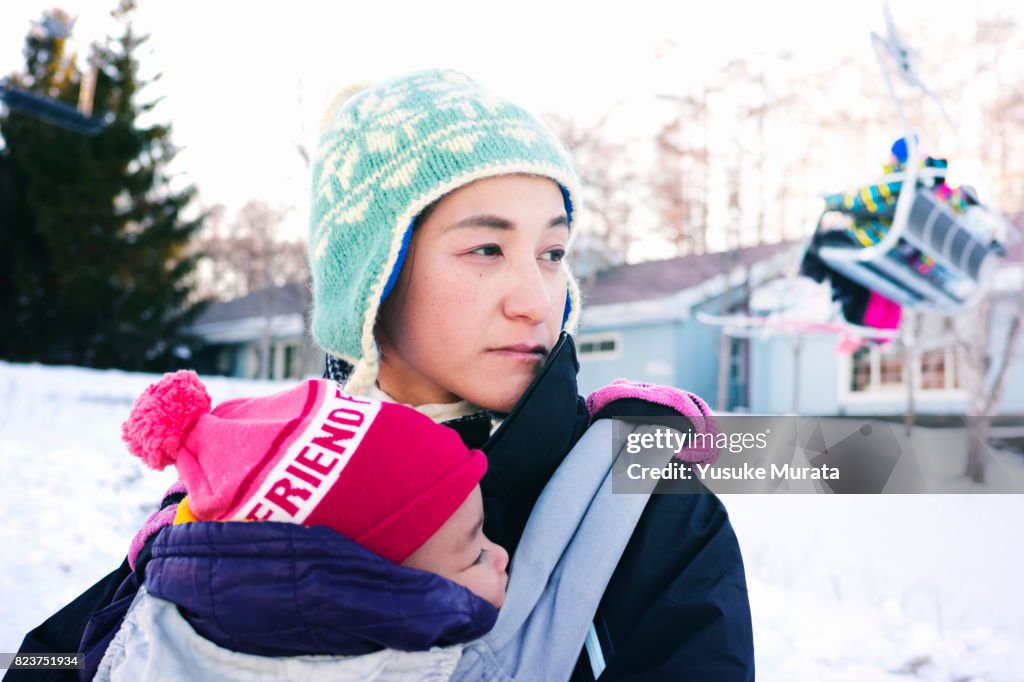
[
  {"left": 1, "top": 361, "right": 1022, "bottom": 680},
  {"left": 0, "top": 362, "right": 285, "bottom": 654}
]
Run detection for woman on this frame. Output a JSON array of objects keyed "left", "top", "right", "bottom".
[
  {"left": 310, "top": 69, "right": 754, "bottom": 680},
  {"left": 12, "top": 69, "right": 753, "bottom": 681}
]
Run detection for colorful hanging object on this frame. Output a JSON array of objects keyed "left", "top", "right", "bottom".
[{"left": 802, "top": 135, "right": 1006, "bottom": 319}]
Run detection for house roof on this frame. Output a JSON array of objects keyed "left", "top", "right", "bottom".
[
  {"left": 579, "top": 241, "right": 801, "bottom": 306},
  {"left": 192, "top": 283, "right": 311, "bottom": 325}
]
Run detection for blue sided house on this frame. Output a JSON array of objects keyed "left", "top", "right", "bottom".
[{"left": 574, "top": 242, "right": 798, "bottom": 410}]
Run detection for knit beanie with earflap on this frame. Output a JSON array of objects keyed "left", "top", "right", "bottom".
[
  {"left": 309, "top": 69, "right": 582, "bottom": 395},
  {"left": 122, "top": 370, "right": 487, "bottom": 564}
]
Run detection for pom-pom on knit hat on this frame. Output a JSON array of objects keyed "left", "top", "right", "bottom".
[
  {"left": 122, "top": 370, "right": 487, "bottom": 564},
  {"left": 309, "top": 68, "right": 583, "bottom": 394}
]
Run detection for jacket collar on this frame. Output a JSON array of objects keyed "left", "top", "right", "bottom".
[
  {"left": 145, "top": 521, "right": 497, "bottom": 657},
  {"left": 457, "top": 333, "right": 590, "bottom": 555},
  {"left": 479, "top": 331, "right": 589, "bottom": 483}
]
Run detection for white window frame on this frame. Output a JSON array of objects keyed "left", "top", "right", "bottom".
[
  {"left": 576, "top": 332, "right": 623, "bottom": 361},
  {"left": 838, "top": 343, "right": 964, "bottom": 406}
]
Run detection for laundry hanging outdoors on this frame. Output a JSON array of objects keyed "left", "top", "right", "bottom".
[{"left": 801, "top": 134, "right": 1008, "bottom": 329}]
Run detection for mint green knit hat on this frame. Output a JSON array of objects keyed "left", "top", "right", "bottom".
[{"left": 309, "top": 69, "right": 582, "bottom": 395}]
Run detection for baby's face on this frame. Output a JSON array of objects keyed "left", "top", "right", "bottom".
[{"left": 401, "top": 486, "right": 509, "bottom": 608}]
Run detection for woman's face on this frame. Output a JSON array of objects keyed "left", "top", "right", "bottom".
[{"left": 376, "top": 174, "right": 570, "bottom": 412}]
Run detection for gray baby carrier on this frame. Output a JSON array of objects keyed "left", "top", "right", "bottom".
[{"left": 451, "top": 420, "right": 663, "bottom": 681}]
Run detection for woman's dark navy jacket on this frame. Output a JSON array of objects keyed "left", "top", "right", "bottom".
[
  {"left": 455, "top": 333, "right": 755, "bottom": 681},
  {"left": 8, "top": 333, "right": 754, "bottom": 681}
]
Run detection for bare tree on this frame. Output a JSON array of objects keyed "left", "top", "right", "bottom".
[
  {"left": 544, "top": 111, "right": 642, "bottom": 260},
  {"left": 653, "top": 91, "right": 711, "bottom": 255},
  {"left": 714, "top": 147, "right": 747, "bottom": 412},
  {"left": 196, "top": 200, "right": 307, "bottom": 297},
  {"left": 954, "top": 287, "right": 1023, "bottom": 483},
  {"left": 193, "top": 200, "right": 310, "bottom": 379},
  {"left": 939, "top": 15, "right": 1024, "bottom": 483},
  {"left": 970, "top": 16, "right": 1021, "bottom": 210}
]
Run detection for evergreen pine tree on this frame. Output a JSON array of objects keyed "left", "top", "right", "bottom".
[{"left": 0, "top": 2, "right": 204, "bottom": 370}]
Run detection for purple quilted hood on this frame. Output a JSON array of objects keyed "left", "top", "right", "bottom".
[{"left": 145, "top": 520, "right": 498, "bottom": 657}]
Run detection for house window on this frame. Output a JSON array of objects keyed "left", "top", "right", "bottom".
[
  {"left": 215, "top": 346, "right": 234, "bottom": 376},
  {"left": 728, "top": 337, "right": 748, "bottom": 410},
  {"left": 878, "top": 346, "right": 904, "bottom": 386},
  {"left": 577, "top": 333, "right": 621, "bottom": 360},
  {"left": 283, "top": 344, "right": 296, "bottom": 379},
  {"left": 850, "top": 347, "right": 872, "bottom": 392},
  {"left": 729, "top": 337, "right": 745, "bottom": 383},
  {"left": 920, "top": 348, "right": 946, "bottom": 389},
  {"left": 849, "top": 343, "right": 957, "bottom": 393}
]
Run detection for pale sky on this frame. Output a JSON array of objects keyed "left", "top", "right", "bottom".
[{"left": 1, "top": 1, "right": 1020, "bottom": 247}]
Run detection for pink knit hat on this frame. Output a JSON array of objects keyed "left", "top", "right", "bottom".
[{"left": 122, "top": 371, "right": 487, "bottom": 563}]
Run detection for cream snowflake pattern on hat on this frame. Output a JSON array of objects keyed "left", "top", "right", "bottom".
[{"left": 309, "top": 69, "right": 582, "bottom": 395}]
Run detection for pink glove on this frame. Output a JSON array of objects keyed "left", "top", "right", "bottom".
[
  {"left": 127, "top": 480, "right": 186, "bottom": 570},
  {"left": 586, "top": 379, "right": 720, "bottom": 464}
]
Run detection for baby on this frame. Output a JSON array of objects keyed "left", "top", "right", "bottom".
[{"left": 95, "top": 371, "right": 507, "bottom": 681}]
